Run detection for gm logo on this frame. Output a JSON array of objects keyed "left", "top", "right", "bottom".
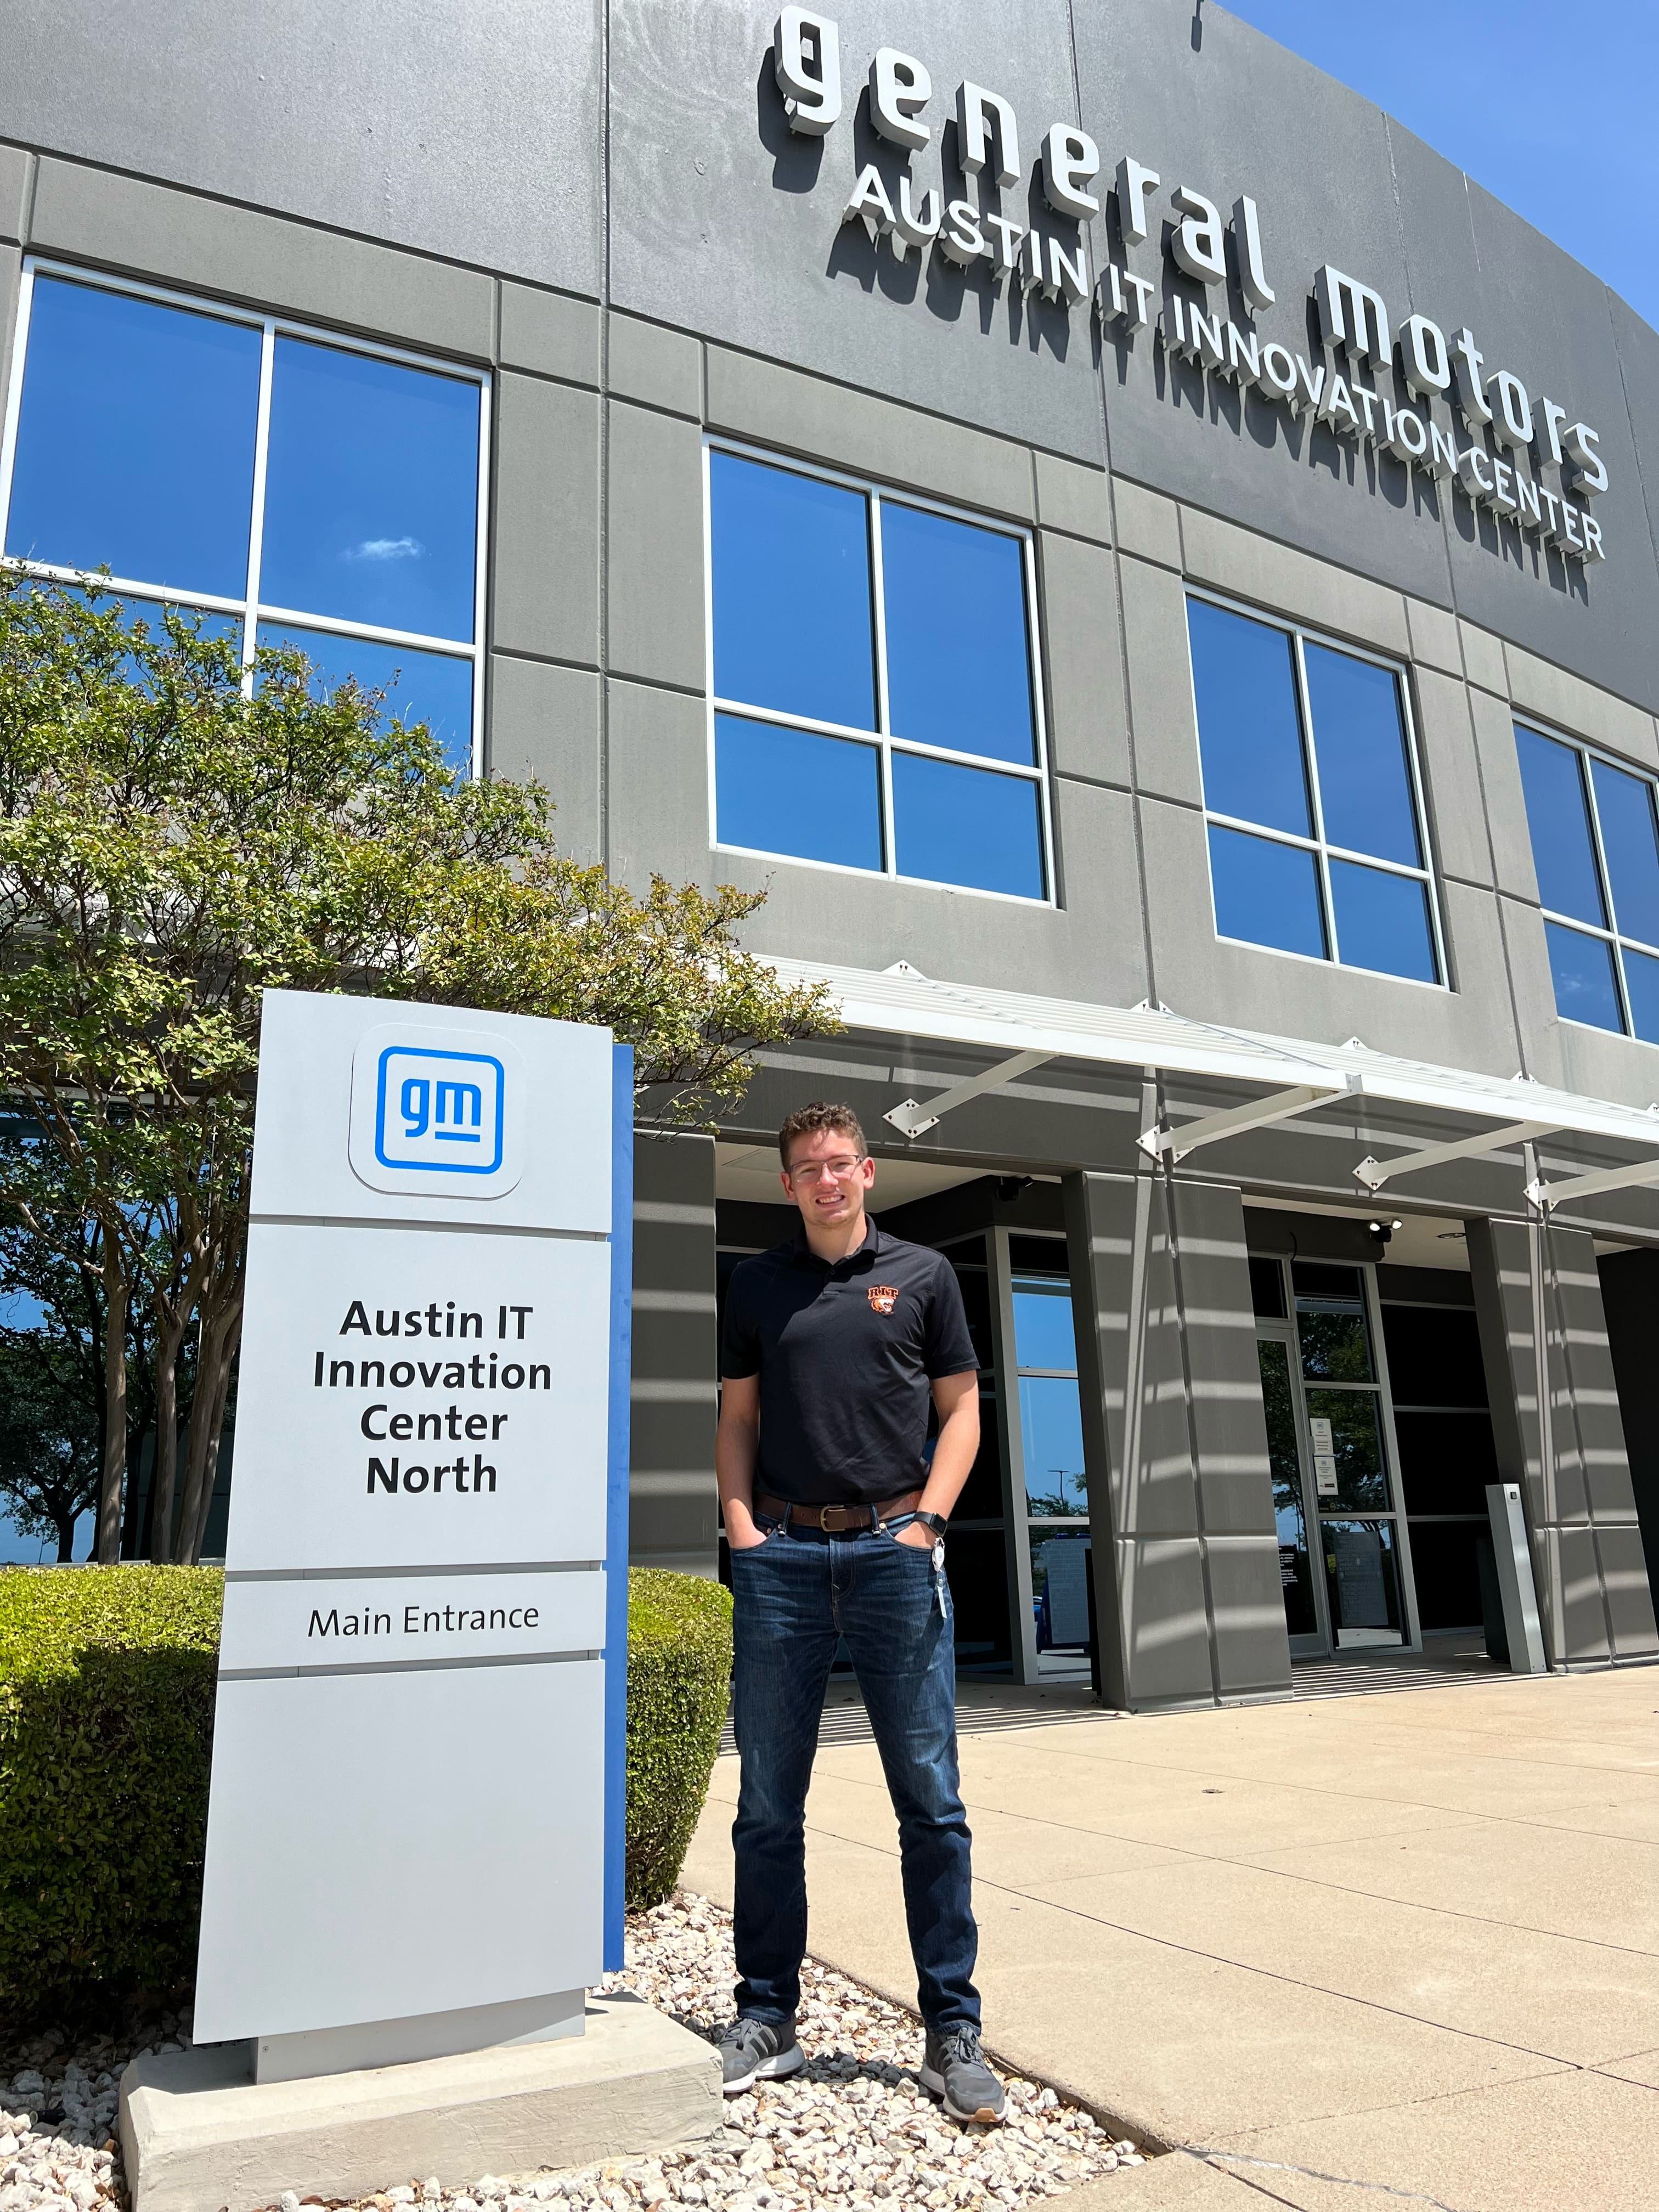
[
  {"left": 348, "top": 1023, "right": 526, "bottom": 1200},
  {"left": 376, "top": 1047, "right": 504, "bottom": 1175}
]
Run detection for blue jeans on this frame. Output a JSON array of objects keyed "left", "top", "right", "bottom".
[{"left": 727, "top": 1516, "right": 980, "bottom": 2032}]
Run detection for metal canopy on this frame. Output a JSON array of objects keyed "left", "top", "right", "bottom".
[{"left": 761, "top": 955, "right": 1659, "bottom": 1198}]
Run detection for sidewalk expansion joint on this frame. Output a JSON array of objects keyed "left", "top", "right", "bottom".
[{"left": 1193, "top": 2147, "right": 1476, "bottom": 2212}]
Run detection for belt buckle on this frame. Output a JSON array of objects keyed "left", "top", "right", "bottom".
[{"left": 817, "top": 1504, "right": 854, "bottom": 1532}]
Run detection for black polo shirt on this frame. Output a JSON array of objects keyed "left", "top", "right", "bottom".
[{"left": 719, "top": 1218, "right": 978, "bottom": 1506}]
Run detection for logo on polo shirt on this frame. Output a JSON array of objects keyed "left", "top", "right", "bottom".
[{"left": 867, "top": 1284, "right": 899, "bottom": 1315}]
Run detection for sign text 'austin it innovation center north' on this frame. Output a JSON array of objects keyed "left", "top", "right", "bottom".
[{"left": 774, "top": 9, "right": 1611, "bottom": 567}]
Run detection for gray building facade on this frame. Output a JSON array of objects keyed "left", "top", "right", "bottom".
[{"left": 5, "top": 0, "right": 1659, "bottom": 1698}]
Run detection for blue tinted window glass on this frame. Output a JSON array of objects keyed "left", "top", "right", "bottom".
[
  {"left": 256, "top": 624, "right": 473, "bottom": 777},
  {"left": 1188, "top": 599, "right": 1310, "bottom": 836},
  {"left": 1019, "top": 1376, "right": 1088, "bottom": 1516},
  {"left": 1544, "top": 922, "right": 1623, "bottom": 1031},
  {"left": 881, "top": 503, "right": 1034, "bottom": 765},
  {"left": 7, "top": 278, "right": 260, "bottom": 596},
  {"left": 1012, "top": 1279, "right": 1076, "bottom": 1370},
  {"left": 1515, "top": 728, "right": 1605, "bottom": 926},
  {"left": 1208, "top": 825, "right": 1326, "bottom": 957},
  {"left": 261, "top": 340, "right": 479, "bottom": 640},
  {"left": 1623, "top": 949, "right": 1659, "bottom": 1046},
  {"left": 1590, "top": 759, "right": 1659, "bottom": 949},
  {"left": 1304, "top": 645, "right": 1420, "bottom": 866},
  {"left": 1328, "top": 860, "right": 1438, "bottom": 982},
  {"left": 890, "top": 754, "right": 1043, "bottom": 897},
  {"left": 714, "top": 712, "right": 881, "bottom": 871},
  {"left": 710, "top": 453, "right": 874, "bottom": 730}
]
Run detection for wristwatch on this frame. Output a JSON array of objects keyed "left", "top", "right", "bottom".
[{"left": 914, "top": 1510, "right": 950, "bottom": 1538}]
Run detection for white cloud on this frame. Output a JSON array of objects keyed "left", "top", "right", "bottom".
[{"left": 345, "top": 535, "right": 424, "bottom": 562}]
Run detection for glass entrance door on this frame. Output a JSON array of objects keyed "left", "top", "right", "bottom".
[
  {"left": 993, "top": 1230, "right": 1092, "bottom": 1681},
  {"left": 1293, "top": 1261, "right": 1415, "bottom": 1650},
  {"left": 1251, "top": 1254, "right": 1421, "bottom": 1657},
  {"left": 1257, "top": 1334, "right": 1326, "bottom": 1655}
]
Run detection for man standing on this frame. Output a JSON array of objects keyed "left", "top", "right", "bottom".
[{"left": 714, "top": 1101, "right": 1005, "bottom": 2125}]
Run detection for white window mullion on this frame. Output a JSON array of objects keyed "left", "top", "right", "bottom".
[
  {"left": 469, "top": 373, "right": 491, "bottom": 780},
  {"left": 0, "top": 560, "right": 248, "bottom": 617},
  {"left": 1023, "top": 532, "right": 1057, "bottom": 900},
  {"left": 240, "top": 320, "right": 277, "bottom": 693},
  {"left": 1578, "top": 747, "right": 1633, "bottom": 1034},
  {"left": 1291, "top": 633, "right": 1340, "bottom": 961},
  {"left": 1393, "top": 673, "right": 1447, "bottom": 985},
  {"left": 250, "top": 604, "right": 477, "bottom": 657},
  {"left": 868, "top": 490, "right": 897, "bottom": 876}
]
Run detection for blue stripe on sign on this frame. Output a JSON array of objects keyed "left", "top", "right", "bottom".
[{"left": 602, "top": 1042, "right": 634, "bottom": 1971}]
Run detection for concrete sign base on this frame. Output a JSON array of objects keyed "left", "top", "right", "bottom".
[{"left": 119, "top": 1995, "right": 722, "bottom": 2212}]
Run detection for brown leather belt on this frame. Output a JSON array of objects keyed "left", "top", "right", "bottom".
[{"left": 753, "top": 1488, "right": 923, "bottom": 1533}]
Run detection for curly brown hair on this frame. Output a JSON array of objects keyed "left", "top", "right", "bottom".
[{"left": 777, "top": 1101, "right": 867, "bottom": 1169}]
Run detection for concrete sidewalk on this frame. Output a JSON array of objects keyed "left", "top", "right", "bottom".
[{"left": 681, "top": 1664, "right": 1659, "bottom": 2212}]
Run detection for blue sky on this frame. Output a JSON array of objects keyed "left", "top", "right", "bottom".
[{"left": 1221, "top": 1, "right": 1659, "bottom": 329}]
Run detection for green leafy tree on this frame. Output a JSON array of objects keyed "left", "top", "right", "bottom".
[{"left": 0, "top": 578, "right": 835, "bottom": 1563}]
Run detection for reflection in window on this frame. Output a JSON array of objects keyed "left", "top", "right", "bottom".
[
  {"left": 1322, "top": 1519, "right": 1406, "bottom": 1646},
  {"left": 7, "top": 277, "right": 261, "bottom": 597},
  {"left": 1031, "top": 1531, "right": 1092, "bottom": 1652},
  {"left": 1020, "top": 1377, "right": 1087, "bottom": 1516},
  {"left": 256, "top": 624, "right": 475, "bottom": 780},
  {"left": 710, "top": 448, "right": 1048, "bottom": 899},
  {"left": 1293, "top": 1263, "right": 1374, "bottom": 1382},
  {"left": 1303, "top": 1389, "right": 1389, "bottom": 1511},
  {"left": 1012, "top": 1271, "right": 1087, "bottom": 1518},
  {"left": 260, "top": 338, "right": 480, "bottom": 642},
  {"left": 1516, "top": 723, "right": 1659, "bottom": 1043},
  {"left": 892, "top": 753, "right": 1043, "bottom": 899},
  {"left": 710, "top": 452, "right": 874, "bottom": 730},
  {"left": 882, "top": 501, "right": 1036, "bottom": 765},
  {"left": 1258, "top": 1339, "right": 1317, "bottom": 1639},
  {"left": 1, "top": 268, "right": 485, "bottom": 775},
  {"left": 1187, "top": 597, "right": 1439, "bottom": 982}
]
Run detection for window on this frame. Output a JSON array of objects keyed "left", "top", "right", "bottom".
[
  {"left": 707, "top": 445, "right": 1049, "bottom": 900},
  {"left": 1186, "top": 595, "right": 1441, "bottom": 983},
  {"left": 0, "top": 265, "right": 486, "bottom": 776},
  {"left": 1002, "top": 1237, "right": 1091, "bottom": 1668},
  {"left": 1514, "top": 723, "right": 1659, "bottom": 1043}
]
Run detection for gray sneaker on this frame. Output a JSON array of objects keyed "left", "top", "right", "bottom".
[
  {"left": 919, "top": 2025, "right": 1006, "bottom": 2124},
  {"left": 715, "top": 2013, "right": 805, "bottom": 2094}
]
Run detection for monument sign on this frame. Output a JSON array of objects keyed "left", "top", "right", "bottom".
[{"left": 192, "top": 990, "right": 632, "bottom": 2084}]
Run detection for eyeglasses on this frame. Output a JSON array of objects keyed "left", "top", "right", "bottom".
[{"left": 787, "top": 1155, "right": 867, "bottom": 1184}]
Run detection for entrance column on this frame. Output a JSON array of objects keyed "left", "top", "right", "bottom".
[
  {"left": 1063, "top": 1166, "right": 1291, "bottom": 1710},
  {"left": 1466, "top": 1216, "right": 1658, "bottom": 1667}
]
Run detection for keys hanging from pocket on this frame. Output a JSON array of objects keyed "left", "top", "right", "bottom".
[{"left": 933, "top": 1539, "right": 947, "bottom": 1620}]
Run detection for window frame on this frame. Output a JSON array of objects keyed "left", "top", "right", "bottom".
[
  {"left": 702, "top": 434, "right": 1056, "bottom": 907},
  {"left": 1184, "top": 585, "right": 1447, "bottom": 990},
  {"left": 1514, "top": 713, "right": 1659, "bottom": 1045},
  {"left": 0, "top": 257, "right": 492, "bottom": 777}
]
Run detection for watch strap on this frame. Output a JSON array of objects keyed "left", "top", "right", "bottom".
[{"left": 915, "top": 1510, "right": 950, "bottom": 1537}]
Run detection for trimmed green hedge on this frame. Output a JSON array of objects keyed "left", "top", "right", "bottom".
[
  {"left": 0, "top": 1561, "right": 731, "bottom": 2023},
  {"left": 625, "top": 1568, "right": 732, "bottom": 1910},
  {"left": 0, "top": 1565, "right": 223, "bottom": 2024}
]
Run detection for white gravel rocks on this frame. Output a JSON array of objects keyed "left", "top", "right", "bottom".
[
  {"left": 0, "top": 2084, "right": 121, "bottom": 2212},
  {"left": 0, "top": 1898, "right": 1139, "bottom": 2212},
  {"left": 1, "top": 2018, "right": 179, "bottom": 2212}
]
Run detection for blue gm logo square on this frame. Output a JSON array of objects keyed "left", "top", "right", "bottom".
[{"left": 374, "top": 1046, "right": 505, "bottom": 1176}]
